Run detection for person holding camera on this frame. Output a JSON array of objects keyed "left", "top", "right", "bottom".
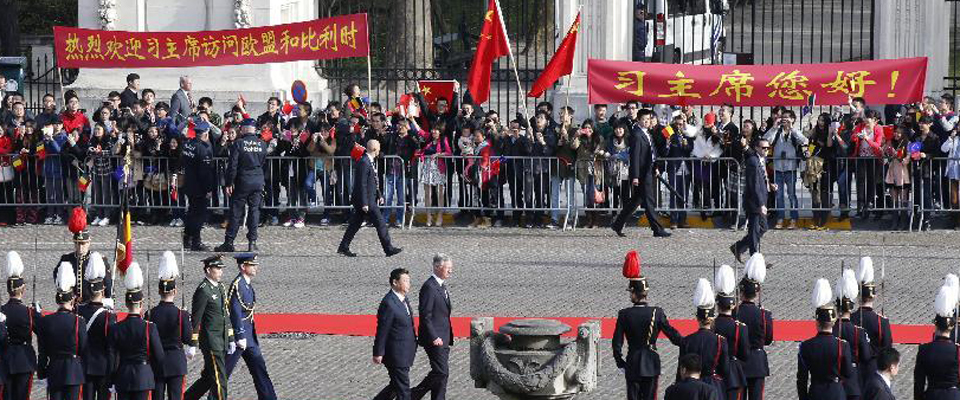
[
  {"left": 849, "top": 110, "right": 885, "bottom": 219},
  {"left": 692, "top": 113, "right": 724, "bottom": 220},
  {"left": 804, "top": 113, "right": 843, "bottom": 230},
  {"left": 941, "top": 122, "right": 960, "bottom": 229},
  {"left": 762, "top": 110, "right": 807, "bottom": 230}
]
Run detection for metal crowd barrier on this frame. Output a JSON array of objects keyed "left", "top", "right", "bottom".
[{"left": 915, "top": 157, "right": 960, "bottom": 227}]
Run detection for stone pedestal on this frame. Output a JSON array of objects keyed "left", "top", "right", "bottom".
[{"left": 68, "top": 0, "right": 325, "bottom": 116}]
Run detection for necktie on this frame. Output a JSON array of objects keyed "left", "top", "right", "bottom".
[
  {"left": 441, "top": 283, "right": 449, "bottom": 299},
  {"left": 404, "top": 298, "right": 411, "bottom": 315}
]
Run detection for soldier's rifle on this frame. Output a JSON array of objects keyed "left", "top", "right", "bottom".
[
  {"left": 181, "top": 239, "right": 186, "bottom": 309},
  {"left": 32, "top": 236, "right": 37, "bottom": 307}
]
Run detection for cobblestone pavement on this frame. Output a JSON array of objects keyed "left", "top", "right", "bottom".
[{"left": 5, "top": 223, "right": 956, "bottom": 399}]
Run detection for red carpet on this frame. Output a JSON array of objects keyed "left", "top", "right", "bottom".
[{"left": 254, "top": 313, "right": 936, "bottom": 344}]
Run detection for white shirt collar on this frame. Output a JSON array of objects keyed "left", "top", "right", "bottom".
[
  {"left": 367, "top": 153, "right": 376, "bottom": 165},
  {"left": 432, "top": 274, "right": 445, "bottom": 286},
  {"left": 877, "top": 371, "right": 891, "bottom": 389},
  {"left": 392, "top": 290, "right": 406, "bottom": 303}
]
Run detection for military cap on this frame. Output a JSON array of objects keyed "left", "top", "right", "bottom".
[
  {"left": 234, "top": 253, "right": 259, "bottom": 266},
  {"left": 194, "top": 120, "right": 211, "bottom": 133},
  {"left": 203, "top": 254, "right": 226, "bottom": 269},
  {"left": 240, "top": 118, "right": 257, "bottom": 127}
]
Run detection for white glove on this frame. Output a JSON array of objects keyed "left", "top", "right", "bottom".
[
  {"left": 0, "top": 311, "right": 6, "bottom": 323},
  {"left": 109, "top": 386, "right": 116, "bottom": 394},
  {"left": 32, "top": 302, "right": 42, "bottom": 313},
  {"left": 618, "top": 368, "right": 625, "bottom": 375},
  {"left": 227, "top": 341, "right": 236, "bottom": 355},
  {"left": 101, "top": 298, "right": 115, "bottom": 310},
  {"left": 237, "top": 338, "right": 247, "bottom": 350},
  {"left": 35, "top": 379, "right": 46, "bottom": 387},
  {"left": 185, "top": 346, "right": 197, "bottom": 360}
]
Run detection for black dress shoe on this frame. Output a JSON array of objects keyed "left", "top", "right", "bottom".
[
  {"left": 385, "top": 247, "right": 403, "bottom": 257},
  {"left": 248, "top": 241, "right": 258, "bottom": 252},
  {"left": 337, "top": 248, "right": 357, "bottom": 257},
  {"left": 730, "top": 244, "right": 743, "bottom": 264},
  {"left": 214, "top": 243, "right": 235, "bottom": 252},
  {"left": 610, "top": 225, "right": 626, "bottom": 237},
  {"left": 653, "top": 230, "right": 672, "bottom": 238},
  {"left": 191, "top": 242, "right": 211, "bottom": 252}
]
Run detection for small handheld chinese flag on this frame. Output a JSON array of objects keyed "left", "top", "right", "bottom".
[
  {"left": 467, "top": 0, "right": 512, "bottom": 105},
  {"left": 527, "top": 12, "right": 580, "bottom": 98},
  {"left": 417, "top": 81, "right": 457, "bottom": 113},
  {"left": 185, "top": 119, "right": 196, "bottom": 139}
]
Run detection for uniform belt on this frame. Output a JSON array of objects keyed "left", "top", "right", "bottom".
[
  {"left": 53, "top": 355, "right": 79, "bottom": 359},
  {"left": 10, "top": 341, "right": 29, "bottom": 346},
  {"left": 811, "top": 377, "right": 841, "bottom": 384}
]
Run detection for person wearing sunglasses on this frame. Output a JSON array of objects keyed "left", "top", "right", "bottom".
[{"left": 731, "top": 138, "right": 774, "bottom": 263}]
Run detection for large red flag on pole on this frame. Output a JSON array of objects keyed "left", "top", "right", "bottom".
[
  {"left": 527, "top": 12, "right": 581, "bottom": 98},
  {"left": 467, "top": 0, "right": 512, "bottom": 105}
]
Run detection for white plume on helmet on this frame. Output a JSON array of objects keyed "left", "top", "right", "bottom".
[
  {"left": 693, "top": 278, "right": 715, "bottom": 309},
  {"left": 56, "top": 261, "right": 76, "bottom": 293},
  {"left": 945, "top": 274, "right": 960, "bottom": 292},
  {"left": 811, "top": 278, "right": 833, "bottom": 309},
  {"left": 714, "top": 265, "right": 736, "bottom": 296},
  {"left": 85, "top": 252, "right": 106, "bottom": 281},
  {"left": 858, "top": 256, "right": 875, "bottom": 284},
  {"left": 835, "top": 269, "right": 858, "bottom": 300},
  {"left": 935, "top": 284, "right": 959, "bottom": 318},
  {"left": 744, "top": 253, "right": 766, "bottom": 284},
  {"left": 5, "top": 251, "right": 24, "bottom": 279},
  {"left": 125, "top": 261, "right": 144, "bottom": 291},
  {"left": 158, "top": 251, "right": 179, "bottom": 281}
]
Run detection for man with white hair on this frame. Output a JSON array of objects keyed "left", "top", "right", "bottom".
[
  {"left": 337, "top": 139, "right": 402, "bottom": 257},
  {"left": 170, "top": 76, "right": 194, "bottom": 125},
  {"left": 411, "top": 254, "right": 453, "bottom": 400}
]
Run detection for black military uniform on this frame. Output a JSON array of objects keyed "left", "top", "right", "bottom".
[
  {"left": 217, "top": 119, "right": 267, "bottom": 253},
  {"left": 2, "top": 278, "right": 41, "bottom": 400},
  {"left": 146, "top": 301, "right": 191, "bottom": 400},
  {"left": 734, "top": 301, "right": 773, "bottom": 400},
  {"left": 915, "top": 289, "right": 960, "bottom": 400},
  {"left": 77, "top": 300, "right": 117, "bottom": 400},
  {"left": 184, "top": 255, "right": 233, "bottom": 400},
  {"left": 714, "top": 314, "right": 750, "bottom": 400},
  {"left": 798, "top": 331, "right": 854, "bottom": 400},
  {"left": 110, "top": 313, "right": 165, "bottom": 400},
  {"left": 181, "top": 120, "right": 217, "bottom": 252},
  {"left": 664, "top": 377, "right": 721, "bottom": 400},
  {"left": 37, "top": 309, "right": 87, "bottom": 400},
  {"left": 55, "top": 251, "right": 113, "bottom": 303},
  {"left": 681, "top": 327, "right": 729, "bottom": 396},
  {"left": 612, "top": 299, "right": 683, "bottom": 400},
  {"left": 833, "top": 316, "right": 873, "bottom": 398}
]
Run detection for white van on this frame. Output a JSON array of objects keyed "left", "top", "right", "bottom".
[{"left": 641, "top": 0, "right": 728, "bottom": 64}]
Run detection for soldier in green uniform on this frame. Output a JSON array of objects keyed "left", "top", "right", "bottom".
[{"left": 184, "top": 255, "right": 235, "bottom": 400}]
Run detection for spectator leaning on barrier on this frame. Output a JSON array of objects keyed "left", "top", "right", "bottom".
[
  {"left": 941, "top": 122, "right": 960, "bottom": 229},
  {"left": 884, "top": 124, "right": 912, "bottom": 230},
  {"left": 763, "top": 109, "right": 807, "bottom": 229},
  {"left": 552, "top": 106, "right": 578, "bottom": 229},
  {"left": 665, "top": 114, "right": 694, "bottom": 229},
  {"left": 606, "top": 118, "right": 631, "bottom": 212},
  {"left": 306, "top": 121, "right": 337, "bottom": 226},
  {"left": 87, "top": 123, "right": 117, "bottom": 227},
  {"left": 692, "top": 112, "right": 724, "bottom": 218},
  {"left": 850, "top": 110, "right": 884, "bottom": 218},
  {"left": 804, "top": 113, "right": 841, "bottom": 230},
  {"left": 572, "top": 119, "right": 607, "bottom": 229},
  {"left": 15, "top": 120, "right": 42, "bottom": 225}
]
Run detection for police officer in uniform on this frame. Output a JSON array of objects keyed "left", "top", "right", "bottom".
[
  {"left": 915, "top": 284, "right": 960, "bottom": 400},
  {"left": 680, "top": 279, "right": 728, "bottom": 398},
  {"left": 216, "top": 119, "right": 267, "bottom": 253},
  {"left": 37, "top": 262, "right": 88, "bottom": 400},
  {"left": 181, "top": 120, "right": 217, "bottom": 252},
  {"left": 146, "top": 251, "right": 192, "bottom": 400},
  {"left": 184, "top": 255, "right": 235, "bottom": 400},
  {"left": 734, "top": 253, "right": 773, "bottom": 400},
  {"left": 612, "top": 251, "right": 683, "bottom": 400},
  {"left": 222, "top": 254, "right": 277, "bottom": 400},
  {"left": 77, "top": 254, "right": 117, "bottom": 400},
  {"left": 109, "top": 262, "right": 165, "bottom": 400},
  {"left": 2, "top": 251, "right": 35, "bottom": 400},
  {"left": 850, "top": 256, "right": 893, "bottom": 379},
  {"left": 798, "top": 279, "right": 853, "bottom": 400},
  {"left": 56, "top": 209, "right": 114, "bottom": 304},
  {"left": 713, "top": 265, "right": 750, "bottom": 400},
  {"left": 833, "top": 269, "right": 873, "bottom": 398}
]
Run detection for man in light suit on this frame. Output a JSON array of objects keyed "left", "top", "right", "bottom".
[
  {"left": 337, "top": 139, "right": 402, "bottom": 257},
  {"left": 863, "top": 348, "right": 898, "bottom": 400},
  {"left": 411, "top": 254, "right": 454, "bottom": 400},
  {"left": 373, "top": 268, "right": 417, "bottom": 400},
  {"left": 169, "top": 76, "right": 194, "bottom": 126},
  {"left": 611, "top": 108, "right": 671, "bottom": 238}
]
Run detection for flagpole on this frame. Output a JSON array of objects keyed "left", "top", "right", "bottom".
[
  {"left": 563, "top": 5, "right": 581, "bottom": 111},
  {"left": 495, "top": 0, "right": 529, "bottom": 120},
  {"left": 366, "top": 56, "right": 373, "bottom": 101}
]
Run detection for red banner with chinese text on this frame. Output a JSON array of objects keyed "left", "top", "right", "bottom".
[
  {"left": 53, "top": 14, "right": 369, "bottom": 68},
  {"left": 588, "top": 57, "right": 927, "bottom": 106}
]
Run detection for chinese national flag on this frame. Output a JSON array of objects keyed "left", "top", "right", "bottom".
[
  {"left": 527, "top": 12, "right": 580, "bottom": 98},
  {"left": 467, "top": 0, "right": 512, "bottom": 105},
  {"left": 417, "top": 80, "right": 457, "bottom": 113}
]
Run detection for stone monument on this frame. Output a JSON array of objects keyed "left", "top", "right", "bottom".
[{"left": 470, "top": 318, "right": 600, "bottom": 400}]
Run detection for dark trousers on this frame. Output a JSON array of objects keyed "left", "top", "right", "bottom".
[
  {"left": 117, "top": 392, "right": 150, "bottom": 400},
  {"left": 744, "top": 377, "right": 764, "bottom": 400},
  {"left": 339, "top": 205, "right": 393, "bottom": 253},
  {"left": 626, "top": 377, "right": 658, "bottom": 400},
  {"left": 154, "top": 375, "right": 185, "bottom": 400},
  {"left": 727, "top": 388, "right": 744, "bottom": 400},
  {"left": 373, "top": 365, "right": 411, "bottom": 400},
  {"left": 854, "top": 158, "right": 878, "bottom": 211},
  {"left": 185, "top": 193, "right": 208, "bottom": 239},
  {"left": 411, "top": 346, "right": 449, "bottom": 400},
  {"left": 48, "top": 385, "right": 81, "bottom": 400},
  {"left": 224, "top": 344, "right": 277, "bottom": 400},
  {"left": 83, "top": 374, "right": 110, "bottom": 400},
  {"left": 735, "top": 213, "right": 767, "bottom": 256},
  {"left": 5, "top": 372, "right": 33, "bottom": 400},
  {"left": 225, "top": 189, "right": 262, "bottom": 243},
  {"left": 184, "top": 350, "right": 227, "bottom": 400},
  {"left": 612, "top": 177, "right": 665, "bottom": 234}
]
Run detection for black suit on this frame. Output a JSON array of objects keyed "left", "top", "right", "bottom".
[
  {"left": 664, "top": 377, "right": 721, "bottom": 400},
  {"left": 412, "top": 276, "right": 452, "bottom": 400},
  {"left": 612, "top": 303, "right": 683, "bottom": 400},
  {"left": 735, "top": 150, "right": 769, "bottom": 256},
  {"left": 612, "top": 124, "right": 666, "bottom": 235},
  {"left": 862, "top": 373, "right": 896, "bottom": 400},
  {"left": 339, "top": 155, "right": 395, "bottom": 254},
  {"left": 373, "top": 291, "right": 417, "bottom": 400}
]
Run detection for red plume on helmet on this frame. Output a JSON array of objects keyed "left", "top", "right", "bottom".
[
  {"left": 68, "top": 207, "right": 87, "bottom": 234},
  {"left": 622, "top": 250, "right": 641, "bottom": 280}
]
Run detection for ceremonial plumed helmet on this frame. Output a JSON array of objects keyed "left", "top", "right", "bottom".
[
  {"left": 693, "top": 278, "right": 716, "bottom": 320},
  {"left": 714, "top": 264, "right": 736, "bottom": 309},
  {"left": 68, "top": 206, "right": 90, "bottom": 242},
  {"left": 158, "top": 251, "right": 179, "bottom": 294},
  {"left": 84, "top": 252, "right": 107, "bottom": 293},
  {"left": 124, "top": 261, "right": 144, "bottom": 304},
  {"left": 834, "top": 269, "right": 858, "bottom": 313},
  {"left": 934, "top": 284, "right": 959, "bottom": 331},
  {"left": 5, "top": 251, "right": 24, "bottom": 292},
  {"left": 858, "top": 256, "right": 877, "bottom": 299},
  {"left": 740, "top": 253, "right": 766, "bottom": 298},
  {"left": 812, "top": 278, "right": 836, "bottom": 323},
  {"left": 55, "top": 261, "right": 77, "bottom": 304},
  {"left": 622, "top": 250, "right": 648, "bottom": 295}
]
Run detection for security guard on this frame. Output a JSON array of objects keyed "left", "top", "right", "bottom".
[
  {"left": 222, "top": 253, "right": 277, "bottom": 400},
  {"left": 57, "top": 208, "right": 114, "bottom": 304},
  {"left": 612, "top": 251, "right": 683, "bottom": 400},
  {"left": 77, "top": 254, "right": 117, "bottom": 400},
  {"left": 680, "top": 279, "right": 728, "bottom": 398},
  {"left": 798, "top": 279, "right": 853, "bottom": 400},
  {"left": 915, "top": 284, "right": 960, "bottom": 400},
  {"left": 216, "top": 119, "right": 267, "bottom": 253},
  {"left": 734, "top": 253, "right": 774, "bottom": 400},
  {"left": 184, "top": 255, "right": 235, "bottom": 400},
  {"left": 110, "top": 262, "right": 165, "bottom": 400},
  {"left": 2, "top": 251, "right": 38, "bottom": 400},
  {"left": 37, "top": 262, "right": 88, "bottom": 400},
  {"left": 181, "top": 120, "right": 217, "bottom": 252},
  {"left": 713, "top": 265, "right": 750, "bottom": 400},
  {"left": 146, "top": 251, "right": 192, "bottom": 400},
  {"left": 833, "top": 269, "right": 873, "bottom": 398}
]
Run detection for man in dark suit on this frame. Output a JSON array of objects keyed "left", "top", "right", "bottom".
[
  {"left": 731, "top": 138, "right": 773, "bottom": 263},
  {"left": 863, "top": 348, "right": 899, "bottom": 400},
  {"left": 412, "top": 254, "right": 454, "bottom": 400},
  {"left": 611, "top": 108, "right": 671, "bottom": 238},
  {"left": 664, "top": 354, "right": 721, "bottom": 400},
  {"left": 338, "top": 139, "right": 402, "bottom": 257},
  {"left": 119, "top": 73, "right": 140, "bottom": 110},
  {"left": 169, "top": 76, "right": 194, "bottom": 126},
  {"left": 373, "top": 268, "right": 418, "bottom": 400}
]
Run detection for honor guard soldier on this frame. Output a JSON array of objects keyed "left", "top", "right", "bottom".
[
  {"left": 146, "top": 251, "right": 192, "bottom": 400},
  {"left": 680, "top": 279, "right": 728, "bottom": 398},
  {"left": 184, "top": 255, "right": 235, "bottom": 400},
  {"left": 56, "top": 207, "right": 114, "bottom": 304},
  {"left": 222, "top": 253, "right": 277, "bottom": 400},
  {"left": 734, "top": 252, "right": 773, "bottom": 400},
  {"left": 713, "top": 265, "right": 750, "bottom": 400},
  {"left": 850, "top": 257, "right": 893, "bottom": 366},
  {"left": 109, "top": 262, "right": 165, "bottom": 400},
  {"left": 914, "top": 284, "right": 960, "bottom": 400},
  {"left": 833, "top": 269, "right": 873, "bottom": 397},
  {"left": 944, "top": 274, "right": 960, "bottom": 343},
  {"left": 77, "top": 253, "right": 117, "bottom": 400},
  {"left": 798, "top": 279, "right": 854, "bottom": 400},
  {"left": 3, "top": 251, "right": 41, "bottom": 400},
  {"left": 37, "top": 262, "right": 88, "bottom": 400},
  {"left": 181, "top": 120, "right": 217, "bottom": 252},
  {"left": 216, "top": 118, "right": 267, "bottom": 253},
  {"left": 664, "top": 354, "right": 721, "bottom": 400},
  {"left": 612, "top": 251, "right": 682, "bottom": 400}
]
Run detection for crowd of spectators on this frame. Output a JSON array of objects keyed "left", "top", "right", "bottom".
[{"left": 0, "top": 72, "right": 957, "bottom": 232}]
